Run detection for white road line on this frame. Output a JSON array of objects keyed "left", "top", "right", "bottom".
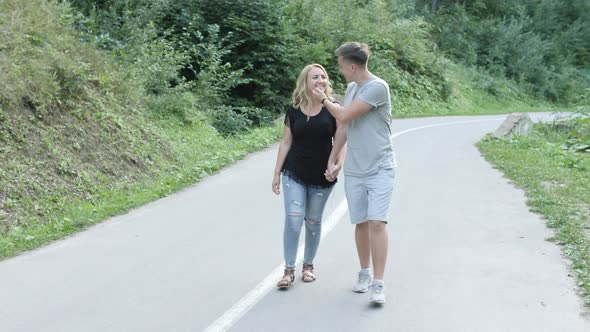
[
  {"left": 392, "top": 117, "right": 504, "bottom": 139},
  {"left": 203, "top": 200, "right": 348, "bottom": 332},
  {"left": 203, "top": 116, "right": 505, "bottom": 332}
]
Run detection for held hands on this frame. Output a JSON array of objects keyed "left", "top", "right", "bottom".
[
  {"left": 324, "top": 162, "right": 341, "bottom": 182},
  {"left": 272, "top": 174, "right": 281, "bottom": 195}
]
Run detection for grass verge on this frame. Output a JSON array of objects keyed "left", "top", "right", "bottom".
[
  {"left": 478, "top": 122, "right": 590, "bottom": 307},
  {"left": 0, "top": 120, "right": 281, "bottom": 259}
]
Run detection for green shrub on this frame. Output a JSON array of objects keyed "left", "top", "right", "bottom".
[
  {"left": 0, "top": 0, "right": 133, "bottom": 115},
  {"left": 282, "top": 0, "right": 449, "bottom": 107},
  {"left": 193, "top": 0, "right": 291, "bottom": 113},
  {"left": 145, "top": 92, "right": 204, "bottom": 125},
  {"left": 68, "top": 0, "right": 281, "bottom": 124},
  {"left": 423, "top": 0, "right": 589, "bottom": 104}
]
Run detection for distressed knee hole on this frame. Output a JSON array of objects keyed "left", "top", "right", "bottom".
[
  {"left": 286, "top": 214, "right": 304, "bottom": 230},
  {"left": 290, "top": 199, "right": 303, "bottom": 207},
  {"left": 305, "top": 217, "right": 321, "bottom": 225},
  {"left": 305, "top": 218, "right": 321, "bottom": 237}
]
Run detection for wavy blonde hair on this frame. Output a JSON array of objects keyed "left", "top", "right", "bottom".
[{"left": 291, "top": 64, "right": 333, "bottom": 109}]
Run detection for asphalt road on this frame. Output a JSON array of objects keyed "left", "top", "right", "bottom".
[{"left": 1, "top": 114, "right": 588, "bottom": 332}]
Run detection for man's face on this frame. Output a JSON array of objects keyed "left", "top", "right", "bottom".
[{"left": 338, "top": 57, "right": 354, "bottom": 82}]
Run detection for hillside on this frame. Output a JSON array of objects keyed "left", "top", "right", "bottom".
[
  {"left": 0, "top": 0, "right": 279, "bottom": 256},
  {"left": 1, "top": 0, "right": 586, "bottom": 257}
]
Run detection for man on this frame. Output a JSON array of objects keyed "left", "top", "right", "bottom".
[{"left": 314, "top": 42, "right": 395, "bottom": 304}]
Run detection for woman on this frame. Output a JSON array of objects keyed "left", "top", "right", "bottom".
[{"left": 272, "top": 64, "right": 347, "bottom": 288}]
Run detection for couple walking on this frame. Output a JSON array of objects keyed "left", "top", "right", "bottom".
[{"left": 272, "top": 42, "right": 396, "bottom": 304}]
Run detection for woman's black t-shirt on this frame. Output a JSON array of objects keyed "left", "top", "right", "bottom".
[{"left": 282, "top": 104, "right": 337, "bottom": 188}]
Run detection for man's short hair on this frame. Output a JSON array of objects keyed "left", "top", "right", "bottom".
[{"left": 335, "top": 42, "right": 370, "bottom": 66}]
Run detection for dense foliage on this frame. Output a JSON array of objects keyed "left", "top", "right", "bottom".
[
  {"left": 1, "top": 0, "right": 589, "bottom": 265},
  {"left": 413, "top": 0, "right": 590, "bottom": 102},
  {"left": 0, "top": 0, "right": 282, "bottom": 248}
]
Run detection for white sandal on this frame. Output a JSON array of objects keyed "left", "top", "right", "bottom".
[
  {"left": 302, "top": 264, "right": 316, "bottom": 283},
  {"left": 276, "top": 268, "right": 295, "bottom": 288}
]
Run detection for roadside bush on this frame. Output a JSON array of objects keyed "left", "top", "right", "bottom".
[
  {"left": 208, "top": 106, "right": 274, "bottom": 136},
  {"left": 145, "top": 92, "right": 204, "bottom": 125},
  {"left": 423, "top": 1, "right": 589, "bottom": 104},
  {"left": 193, "top": 0, "right": 291, "bottom": 113},
  {"left": 283, "top": 0, "right": 449, "bottom": 105},
  {"left": 0, "top": 0, "right": 136, "bottom": 116},
  {"left": 68, "top": 0, "right": 285, "bottom": 126}
]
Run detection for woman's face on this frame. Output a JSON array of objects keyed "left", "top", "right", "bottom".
[{"left": 306, "top": 67, "right": 327, "bottom": 93}]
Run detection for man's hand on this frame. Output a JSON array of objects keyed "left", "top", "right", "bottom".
[{"left": 312, "top": 87, "right": 327, "bottom": 103}]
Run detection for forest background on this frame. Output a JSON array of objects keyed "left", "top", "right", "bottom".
[{"left": 0, "top": 0, "right": 588, "bottom": 264}]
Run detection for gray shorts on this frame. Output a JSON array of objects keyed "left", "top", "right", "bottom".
[{"left": 344, "top": 168, "right": 395, "bottom": 224}]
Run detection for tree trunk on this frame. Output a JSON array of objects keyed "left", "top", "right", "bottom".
[{"left": 432, "top": 0, "right": 437, "bottom": 13}]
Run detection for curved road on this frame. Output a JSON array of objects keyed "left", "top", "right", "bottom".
[{"left": 0, "top": 114, "right": 588, "bottom": 331}]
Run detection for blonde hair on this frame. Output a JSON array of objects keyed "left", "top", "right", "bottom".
[{"left": 291, "top": 64, "right": 333, "bottom": 109}]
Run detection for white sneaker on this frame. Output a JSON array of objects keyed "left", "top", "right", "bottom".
[
  {"left": 352, "top": 270, "right": 372, "bottom": 293},
  {"left": 370, "top": 281, "right": 386, "bottom": 304}
]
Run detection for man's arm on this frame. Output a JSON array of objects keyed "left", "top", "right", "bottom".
[{"left": 313, "top": 87, "right": 373, "bottom": 123}]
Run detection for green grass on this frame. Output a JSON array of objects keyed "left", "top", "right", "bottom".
[
  {"left": 0, "top": 0, "right": 585, "bottom": 263},
  {"left": 0, "top": 0, "right": 284, "bottom": 259},
  {"left": 393, "top": 97, "right": 572, "bottom": 119},
  {"left": 0, "top": 120, "right": 281, "bottom": 258},
  {"left": 478, "top": 122, "right": 590, "bottom": 306}
]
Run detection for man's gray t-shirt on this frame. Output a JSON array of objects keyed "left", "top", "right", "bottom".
[{"left": 343, "top": 75, "right": 395, "bottom": 177}]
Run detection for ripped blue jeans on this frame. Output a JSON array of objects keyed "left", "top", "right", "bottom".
[{"left": 282, "top": 174, "right": 334, "bottom": 269}]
